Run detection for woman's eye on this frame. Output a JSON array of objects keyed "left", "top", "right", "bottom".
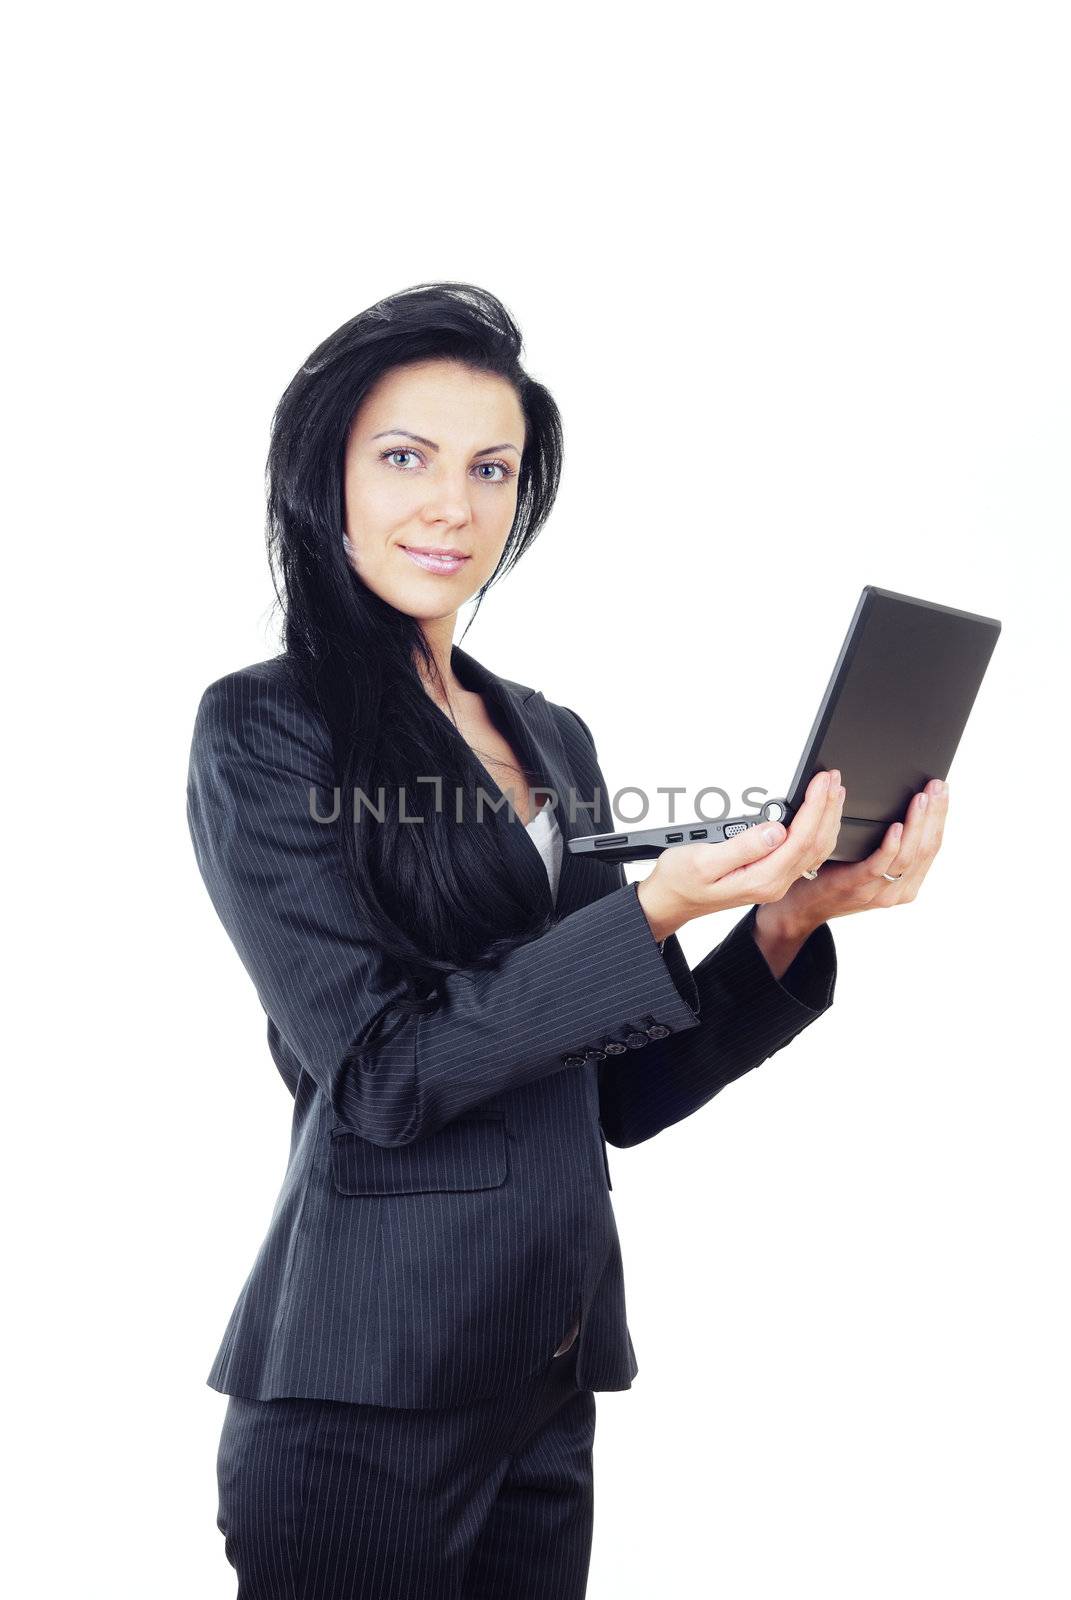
[{"left": 380, "top": 449, "right": 514, "bottom": 483}]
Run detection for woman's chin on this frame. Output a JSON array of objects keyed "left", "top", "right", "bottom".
[{"left": 386, "top": 585, "right": 475, "bottom": 622}]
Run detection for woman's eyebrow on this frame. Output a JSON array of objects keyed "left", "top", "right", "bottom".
[{"left": 371, "top": 429, "right": 520, "bottom": 457}]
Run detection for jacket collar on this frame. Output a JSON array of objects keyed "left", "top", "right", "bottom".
[{"left": 450, "top": 642, "right": 603, "bottom": 920}]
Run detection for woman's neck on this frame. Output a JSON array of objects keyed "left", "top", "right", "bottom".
[{"left": 414, "top": 620, "right": 463, "bottom": 708}]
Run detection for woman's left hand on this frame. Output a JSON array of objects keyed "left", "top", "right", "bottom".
[{"left": 760, "top": 770, "right": 950, "bottom": 940}]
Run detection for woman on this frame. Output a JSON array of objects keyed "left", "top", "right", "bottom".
[{"left": 186, "top": 281, "right": 948, "bottom": 1598}]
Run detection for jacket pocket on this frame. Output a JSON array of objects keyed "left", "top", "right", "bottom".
[{"left": 329, "top": 1115, "right": 510, "bottom": 1196}]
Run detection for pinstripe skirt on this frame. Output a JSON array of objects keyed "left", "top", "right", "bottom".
[{"left": 215, "top": 1335, "right": 596, "bottom": 1599}]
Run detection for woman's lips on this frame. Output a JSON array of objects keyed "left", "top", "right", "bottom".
[{"left": 400, "top": 546, "right": 471, "bottom": 575}]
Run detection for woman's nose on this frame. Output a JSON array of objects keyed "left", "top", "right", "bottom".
[{"left": 419, "top": 481, "right": 472, "bottom": 525}]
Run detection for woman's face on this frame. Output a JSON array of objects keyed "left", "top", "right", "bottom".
[{"left": 343, "top": 358, "right": 526, "bottom": 623}]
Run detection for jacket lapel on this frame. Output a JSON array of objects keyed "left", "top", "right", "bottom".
[{"left": 450, "top": 644, "right": 608, "bottom": 920}]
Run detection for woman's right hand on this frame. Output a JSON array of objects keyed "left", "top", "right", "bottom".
[{"left": 635, "top": 770, "right": 843, "bottom": 942}]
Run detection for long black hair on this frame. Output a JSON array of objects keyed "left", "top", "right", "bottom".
[{"left": 265, "top": 282, "right": 565, "bottom": 1054}]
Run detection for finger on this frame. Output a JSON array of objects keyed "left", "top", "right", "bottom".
[
  {"left": 706, "top": 811, "right": 793, "bottom": 881},
  {"left": 730, "top": 770, "right": 838, "bottom": 896},
  {"left": 715, "top": 768, "right": 833, "bottom": 883},
  {"left": 884, "top": 780, "right": 943, "bottom": 882},
  {"left": 811, "top": 774, "right": 845, "bottom": 865},
  {"left": 794, "top": 773, "right": 845, "bottom": 875},
  {"left": 889, "top": 778, "right": 948, "bottom": 889},
  {"left": 927, "top": 780, "right": 949, "bottom": 857},
  {"left": 918, "top": 778, "right": 948, "bottom": 859},
  {"left": 859, "top": 820, "right": 905, "bottom": 884},
  {"left": 870, "top": 794, "right": 924, "bottom": 887},
  {"left": 782, "top": 769, "right": 836, "bottom": 865}
]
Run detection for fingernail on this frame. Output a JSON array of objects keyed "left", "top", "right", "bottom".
[
  {"left": 919, "top": 794, "right": 928, "bottom": 811},
  {"left": 763, "top": 824, "right": 784, "bottom": 846}
]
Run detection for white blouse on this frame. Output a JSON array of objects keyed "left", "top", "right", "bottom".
[{"left": 524, "top": 803, "right": 563, "bottom": 903}]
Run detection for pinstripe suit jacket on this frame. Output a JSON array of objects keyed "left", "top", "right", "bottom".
[{"left": 186, "top": 644, "right": 837, "bottom": 1407}]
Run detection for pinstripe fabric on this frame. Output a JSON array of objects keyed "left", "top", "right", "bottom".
[
  {"left": 214, "top": 1336, "right": 596, "bottom": 1598},
  {"left": 523, "top": 803, "right": 579, "bottom": 1357},
  {"left": 186, "top": 645, "right": 837, "bottom": 1408}
]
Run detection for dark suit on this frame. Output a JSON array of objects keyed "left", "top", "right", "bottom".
[{"left": 186, "top": 644, "right": 837, "bottom": 1411}]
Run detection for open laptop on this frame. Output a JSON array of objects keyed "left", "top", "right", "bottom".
[{"left": 566, "top": 585, "right": 1002, "bottom": 867}]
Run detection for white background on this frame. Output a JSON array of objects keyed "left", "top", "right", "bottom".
[{"left": 6, "top": 3, "right": 1068, "bottom": 1594}]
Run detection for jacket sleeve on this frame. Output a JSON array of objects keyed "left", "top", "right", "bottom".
[
  {"left": 185, "top": 668, "right": 706, "bottom": 1147},
  {"left": 559, "top": 707, "right": 839, "bottom": 1149}
]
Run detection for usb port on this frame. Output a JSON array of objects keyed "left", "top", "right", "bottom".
[
  {"left": 666, "top": 831, "right": 684, "bottom": 843},
  {"left": 689, "top": 828, "right": 708, "bottom": 840}
]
